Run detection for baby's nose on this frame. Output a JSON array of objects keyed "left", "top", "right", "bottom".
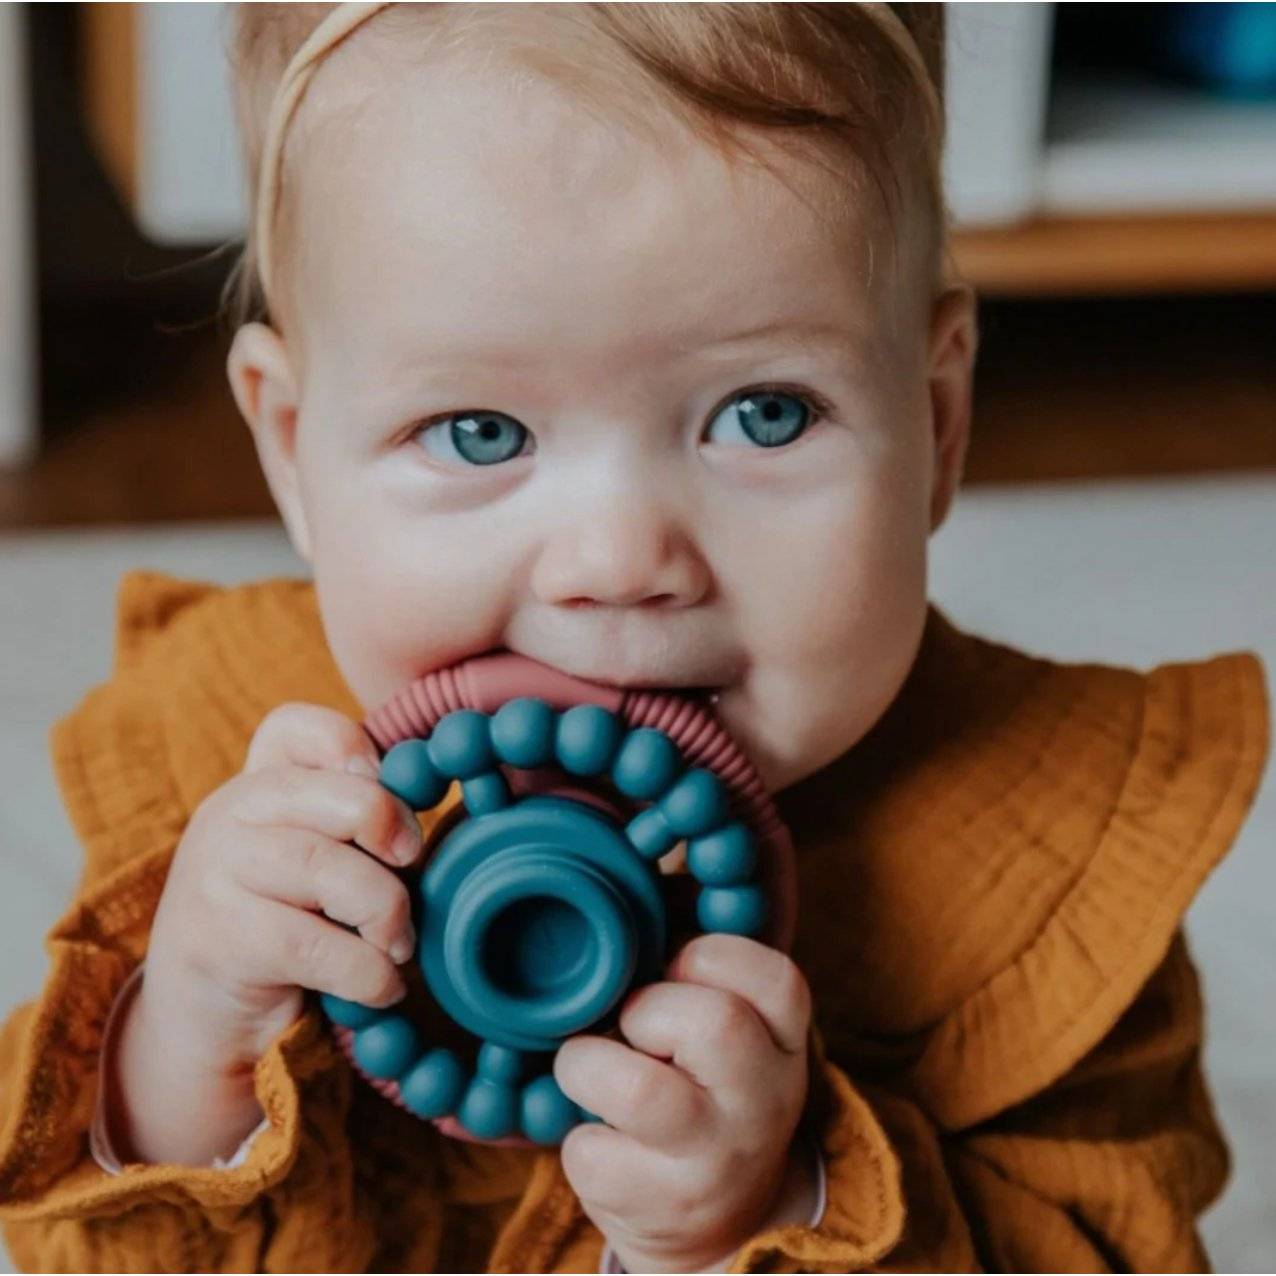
[{"left": 531, "top": 502, "right": 711, "bottom": 610}]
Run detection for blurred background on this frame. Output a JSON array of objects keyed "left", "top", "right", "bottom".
[{"left": 0, "top": 2, "right": 1273, "bottom": 1268}]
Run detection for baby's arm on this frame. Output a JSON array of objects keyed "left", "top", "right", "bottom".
[{"left": 111, "top": 702, "right": 422, "bottom": 1166}]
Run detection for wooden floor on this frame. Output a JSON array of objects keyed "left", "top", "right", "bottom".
[{"left": 2, "top": 292, "right": 1275, "bottom": 528}]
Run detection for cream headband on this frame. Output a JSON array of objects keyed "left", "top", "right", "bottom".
[{"left": 253, "top": 1, "right": 938, "bottom": 307}]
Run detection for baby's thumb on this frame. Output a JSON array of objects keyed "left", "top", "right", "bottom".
[{"left": 245, "top": 701, "right": 381, "bottom": 776}]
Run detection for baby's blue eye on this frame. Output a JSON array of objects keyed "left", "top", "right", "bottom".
[
  {"left": 704, "top": 390, "right": 811, "bottom": 449},
  {"left": 416, "top": 411, "right": 531, "bottom": 467}
]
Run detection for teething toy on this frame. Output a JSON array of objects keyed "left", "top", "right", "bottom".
[{"left": 319, "top": 651, "right": 796, "bottom": 1146}]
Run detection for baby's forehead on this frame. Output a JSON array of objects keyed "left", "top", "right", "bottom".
[
  {"left": 292, "top": 20, "right": 857, "bottom": 214},
  {"left": 278, "top": 23, "right": 914, "bottom": 363},
  {"left": 300, "top": 5, "right": 690, "bottom": 144}
]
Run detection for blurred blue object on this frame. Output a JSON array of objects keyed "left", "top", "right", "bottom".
[{"left": 1164, "top": 3, "right": 1276, "bottom": 97}]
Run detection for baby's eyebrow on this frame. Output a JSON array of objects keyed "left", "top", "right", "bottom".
[
  {"left": 683, "top": 318, "right": 864, "bottom": 362},
  {"left": 377, "top": 318, "right": 860, "bottom": 382},
  {"left": 365, "top": 317, "right": 865, "bottom": 411}
]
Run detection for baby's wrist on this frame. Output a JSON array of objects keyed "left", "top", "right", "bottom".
[
  {"left": 126, "top": 974, "right": 253, "bottom": 1079},
  {"left": 137, "top": 950, "right": 297, "bottom": 1072},
  {"left": 112, "top": 972, "right": 267, "bottom": 1165},
  {"left": 706, "top": 1141, "right": 819, "bottom": 1271},
  {"left": 607, "top": 1137, "right": 818, "bottom": 1274}
]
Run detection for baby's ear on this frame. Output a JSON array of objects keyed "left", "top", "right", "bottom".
[
  {"left": 926, "top": 284, "right": 979, "bottom": 533},
  {"left": 227, "top": 323, "right": 313, "bottom": 563}
]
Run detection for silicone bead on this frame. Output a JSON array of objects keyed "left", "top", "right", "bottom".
[
  {"left": 458, "top": 1078, "right": 519, "bottom": 1140},
  {"left": 353, "top": 1015, "right": 421, "bottom": 1080},
  {"left": 461, "top": 771, "right": 511, "bottom": 816},
  {"left": 555, "top": 705, "right": 624, "bottom": 776},
  {"left": 625, "top": 806, "right": 680, "bottom": 861},
  {"left": 379, "top": 739, "right": 447, "bottom": 811},
  {"left": 611, "top": 728, "right": 682, "bottom": 801},
  {"left": 687, "top": 822, "right": 756, "bottom": 887},
  {"left": 319, "top": 993, "right": 385, "bottom": 1030},
  {"left": 489, "top": 698, "right": 557, "bottom": 768},
  {"left": 520, "top": 1074, "right": 580, "bottom": 1145},
  {"left": 428, "top": 710, "right": 496, "bottom": 779},
  {"left": 476, "top": 1042, "right": 525, "bottom": 1085},
  {"left": 660, "top": 768, "right": 730, "bottom": 838},
  {"left": 696, "top": 885, "right": 767, "bottom": 937},
  {"left": 400, "top": 1048, "right": 466, "bottom": 1119}
]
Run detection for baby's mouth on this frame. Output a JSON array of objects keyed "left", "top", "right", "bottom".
[
  {"left": 568, "top": 675, "right": 727, "bottom": 706},
  {"left": 494, "top": 645, "right": 734, "bottom": 703},
  {"left": 557, "top": 668, "right": 727, "bottom": 705}
]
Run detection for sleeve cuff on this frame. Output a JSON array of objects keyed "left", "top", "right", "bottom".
[
  {"left": 598, "top": 1137, "right": 827, "bottom": 1274},
  {"left": 88, "top": 964, "right": 269, "bottom": 1176},
  {"left": 0, "top": 851, "right": 328, "bottom": 1221},
  {"left": 727, "top": 1047, "right": 908, "bottom": 1273}
]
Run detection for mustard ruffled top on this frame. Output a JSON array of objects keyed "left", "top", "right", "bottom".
[{"left": 0, "top": 571, "right": 1267, "bottom": 1272}]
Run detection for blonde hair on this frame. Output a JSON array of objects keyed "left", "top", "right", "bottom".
[{"left": 224, "top": 2, "right": 947, "bottom": 328}]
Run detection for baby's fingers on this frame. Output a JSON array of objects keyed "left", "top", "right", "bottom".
[
  {"left": 554, "top": 1034, "right": 704, "bottom": 1149},
  {"left": 668, "top": 934, "right": 811, "bottom": 1057},
  {"left": 619, "top": 981, "right": 807, "bottom": 1145},
  {"left": 245, "top": 702, "right": 381, "bottom": 779},
  {"left": 238, "top": 766, "right": 422, "bottom": 868},
  {"left": 237, "top": 894, "right": 406, "bottom": 1008},
  {"left": 560, "top": 1122, "right": 662, "bottom": 1220},
  {"left": 232, "top": 829, "right": 415, "bottom": 963}
]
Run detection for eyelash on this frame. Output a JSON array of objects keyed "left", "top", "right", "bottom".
[
  {"left": 705, "top": 382, "right": 834, "bottom": 435},
  {"left": 404, "top": 382, "right": 835, "bottom": 458}
]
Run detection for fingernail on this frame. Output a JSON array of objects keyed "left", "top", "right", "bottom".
[
  {"left": 345, "top": 755, "right": 380, "bottom": 780},
  {"left": 390, "top": 932, "right": 415, "bottom": 964},
  {"left": 395, "top": 822, "right": 421, "bottom": 864}
]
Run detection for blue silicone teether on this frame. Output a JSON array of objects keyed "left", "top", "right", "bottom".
[{"left": 321, "top": 677, "right": 785, "bottom": 1147}]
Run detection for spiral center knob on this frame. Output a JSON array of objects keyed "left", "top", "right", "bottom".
[
  {"left": 442, "top": 850, "right": 639, "bottom": 1043},
  {"left": 417, "top": 796, "right": 666, "bottom": 1053},
  {"left": 486, "top": 898, "right": 591, "bottom": 997}
]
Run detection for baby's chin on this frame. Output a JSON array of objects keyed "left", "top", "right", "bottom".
[
  {"left": 720, "top": 644, "right": 924, "bottom": 795},
  {"left": 702, "top": 679, "right": 846, "bottom": 796}
]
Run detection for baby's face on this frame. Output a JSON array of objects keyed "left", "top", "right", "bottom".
[{"left": 233, "top": 44, "right": 970, "bottom": 793}]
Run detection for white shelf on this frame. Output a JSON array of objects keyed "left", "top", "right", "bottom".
[
  {"left": 944, "top": 3, "right": 1054, "bottom": 226},
  {"left": 138, "top": 3, "right": 245, "bottom": 244},
  {"left": 1042, "top": 72, "right": 1276, "bottom": 214},
  {"left": 0, "top": 4, "right": 36, "bottom": 469}
]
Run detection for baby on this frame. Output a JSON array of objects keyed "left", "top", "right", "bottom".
[{"left": 0, "top": 3, "right": 1268, "bottom": 1273}]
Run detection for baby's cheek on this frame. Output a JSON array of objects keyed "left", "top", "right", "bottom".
[
  {"left": 308, "top": 514, "right": 500, "bottom": 712},
  {"left": 757, "top": 458, "right": 927, "bottom": 656},
  {"left": 803, "top": 470, "right": 929, "bottom": 695},
  {"left": 732, "top": 465, "right": 929, "bottom": 787}
]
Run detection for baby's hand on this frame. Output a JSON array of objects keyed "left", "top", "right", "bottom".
[
  {"left": 554, "top": 934, "right": 815, "bottom": 1273},
  {"left": 115, "top": 703, "right": 423, "bottom": 1164}
]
